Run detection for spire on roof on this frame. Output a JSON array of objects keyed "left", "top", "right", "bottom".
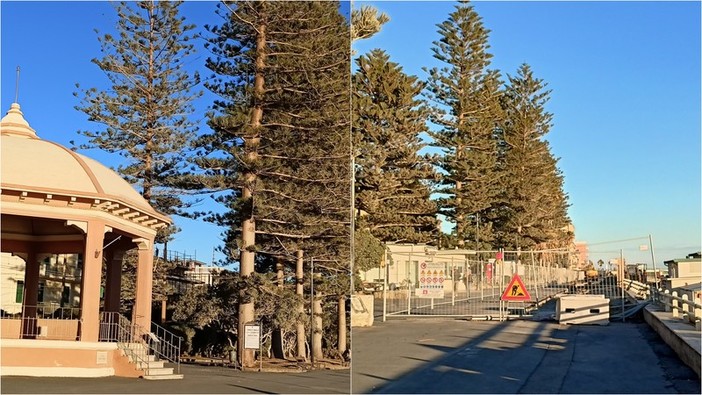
[{"left": 0, "top": 102, "right": 38, "bottom": 139}]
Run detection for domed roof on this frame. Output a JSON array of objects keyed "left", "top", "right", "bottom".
[{"left": 1, "top": 103, "right": 169, "bottom": 227}]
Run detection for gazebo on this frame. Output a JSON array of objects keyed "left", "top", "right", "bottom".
[{"left": 0, "top": 102, "right": 179, "bottom": 378}]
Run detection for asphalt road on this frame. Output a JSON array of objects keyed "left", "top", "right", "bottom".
[
  {"left": 1, "top": 364, "right": 350, "bottom": 394},
  {"left": 351, "top": 318, "right": 700, "bottom": 394}
]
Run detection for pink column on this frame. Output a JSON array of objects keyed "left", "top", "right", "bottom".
[
  {"left": 20, "top": 250, "right": 39, "bottom": 338},
  {"left": 21, "top": 251, "right": 39, "bottom": 310},
  {"left": 132, "top": 239, "right": 154, "bottom": 332},
  {"left": 79, "top": 220, "right": 106, "bottom": 342},
  {"left": 103, "top": 250, "right": 124, "bottom": 314}
]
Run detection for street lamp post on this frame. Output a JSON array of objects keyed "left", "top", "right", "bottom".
[
  {"left": 309, "top": 257, "right": 315, "bottom": 365},
  {"left": 648, "top": 234, "right": 658, "bottom": 289}
]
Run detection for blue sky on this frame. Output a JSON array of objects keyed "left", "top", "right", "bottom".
[
  {"left": 1, "top": 1, "right": 226, "bottom": 265},
  {"left": 354, "top": 1, "right": 701, "bottom": 265},
  {"left": 1, "top": 1, "right": 700, "bottom": 267}
]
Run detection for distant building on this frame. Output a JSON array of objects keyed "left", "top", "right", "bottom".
[
  {"left": 360, "top": 243, "right": 439, "bottom": 291},
  {"left": 573, "top": 241, "right": 589, "bottom": 268},
  {"left": 663, "top": 252, "right": 701, "bottom": 289},
  {"left": 167, "top": 254, "right": 224, "bottom": 294},
  {"left": 1, "top": 253, "right": 83, "bottom": 316}
]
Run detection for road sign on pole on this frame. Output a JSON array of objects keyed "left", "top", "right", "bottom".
[{"left": 501, "top": 274, "right": 531, "bottom": 301}]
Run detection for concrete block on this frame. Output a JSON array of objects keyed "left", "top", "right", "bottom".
[
  {"left": 351, "top": 294, "right": 374, "bottom": 327},
  {"left": 557, "top": 295, "right": 609, "bottom": 325}
]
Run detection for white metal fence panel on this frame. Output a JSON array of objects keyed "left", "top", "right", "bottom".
[{"left": 380, "top": 249, "right": 578, "bottom": 319}]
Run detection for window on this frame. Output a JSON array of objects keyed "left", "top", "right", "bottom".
[
  {"left": 61, "top": 286, "right": 70, "bottom": 307},
  {"left": 38, "top": 282, "right": 45, "bottom": 303},
  {"left": 43, "top": 257, "right": 51, "bottom": 275},
  {"left": 15, "top": 281, "right": 24, "bottom": 303}
]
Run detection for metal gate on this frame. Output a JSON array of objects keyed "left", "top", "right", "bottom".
[{"left": 377, "top": 247, "right": 577, "bottom": 320}]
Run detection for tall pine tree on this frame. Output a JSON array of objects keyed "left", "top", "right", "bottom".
[
  {"left": 74, "top": 0, "right": 201, "bottom": 316},
  {"left": 354, "top": 49, "right": 438, "bottom": 244},
  {"left": 351, "top": 5, "right": 389, "bottom": 41},
  {"left": 197, "top": 0, "right": 350, "bottom": 365},
  {"left": 75, "top": 0, "right": 201, "bottom": 235},
  {"left": 496, "top": 64, "right": 570, "bottom": 249},
  {"left": 425, "top": 3, "right": 503, "bottom": 249}
]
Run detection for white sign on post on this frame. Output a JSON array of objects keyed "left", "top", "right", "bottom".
[
  {"left": 244, "top": 323, "right": 261, "bottom": 349},
  {"left": 417, "top": 261, "right": 445, "bottom": 299}
]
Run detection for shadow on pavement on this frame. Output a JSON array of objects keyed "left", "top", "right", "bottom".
[{"left": 352, "top": 318, "right": 700, "bottom": 394}]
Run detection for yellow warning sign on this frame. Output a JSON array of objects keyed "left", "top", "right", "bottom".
[{"left": 501, "top": 274, "right": 531, "bottom": 301}]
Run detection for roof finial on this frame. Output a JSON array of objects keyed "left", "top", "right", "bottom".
[{"left": 14, "top": 66, "right": 20, "bottom": 103}]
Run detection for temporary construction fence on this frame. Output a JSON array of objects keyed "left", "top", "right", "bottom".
[{"left": 377, "top": 248, "right": 579, "bottom": 320}]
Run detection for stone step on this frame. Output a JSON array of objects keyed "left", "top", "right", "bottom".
[
  {"left": 143, "top": 367, "right": 175, "bottom": 376},
  {"left": 143, "top": 373, "right": 184, "bottom": 380},
  {"left": 123, "top": 351, "right": 157, "bottom": 362},
  {"left": 137, "top": 360, "right": 165, "bottom": 370},
  {"left": 123, "top": 342, "right": 149, "bottom": 350}
]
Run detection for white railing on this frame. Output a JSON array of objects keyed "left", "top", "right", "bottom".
[
  {"left": 99, "top": 312, "right": 154, "bottom": 376},
  {"left": 652, "top": 288, "right": 702, "bottom": 330},
  {"left": 99, "top": 312, "right": 182, "bottom": 374},
  {"left": 0, "top": 304, "right": 81, "bottom": 340},
  {"left": 621, "top": 279, "right": 651, "bottom": 300},
  {"left": 150, "top": 321, "right": 182, "bottom": 373}
]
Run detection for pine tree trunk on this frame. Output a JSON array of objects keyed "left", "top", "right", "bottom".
[
  {"left": 277, "top": 259, "right": 284, "bottom": 287},
  {"left": 337, "top": 295, "right": 346, "bottom": 357},
  {"left": 272, "top": 259, "right": 284, "bottom": 359},
  {"left": 238, "top": 12, "right": 266, "bottom": 369},
  {"left": 295, "top": 250, "right": 306, "bottom": 360},
  {"left": 312, "top": 292, "right": 323, "bottom": 361}
]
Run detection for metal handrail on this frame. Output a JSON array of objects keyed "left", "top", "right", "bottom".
[
  {"left": 99, "top": 312, "right": 152, "bottom": 376},
  {"left": 99, "top": 312, "right": 182, "bottom": 375},
  {"left": 150, "top": 321, "right": 182, "bottom": 374},
  {"left": 1, "top": 306, "right": 81, "bottom": 340},
  {"left": 1, "top": 303, "right": 81, "bottom": 320}
]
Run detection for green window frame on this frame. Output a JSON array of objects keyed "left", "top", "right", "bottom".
[{"left": 15, "top": 280, "right": 24, "bottom": 303}]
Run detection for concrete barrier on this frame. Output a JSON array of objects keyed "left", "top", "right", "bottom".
[
  {"left": 556, "top": 295, "right": 609, "bottom": 325},
  {"left": 351, "top": 294, "right": 374, "bottom": 327},
  {"left": 643, "top": 304, "right": 701, "bottom": 379}
]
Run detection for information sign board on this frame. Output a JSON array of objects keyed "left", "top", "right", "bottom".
[
  {"left": 244, "top": 323, "right": 261, "bottom": 349},
  {"left": 417, "top": 261, "right": 445, "bottom": 299}
]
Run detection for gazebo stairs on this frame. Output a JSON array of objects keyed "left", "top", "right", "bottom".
[
  {"left": 120, "top": 342, "right": 183, "bottom": 380},
  {"left": 99, "top": 312, "right": 184, "bottom": 380}
]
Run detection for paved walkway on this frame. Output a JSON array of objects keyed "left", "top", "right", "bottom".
[
  {"left": 352, "top": 318, "right": 700, "bottom": 394},
  {"left": 3, "top": 305, "right": 698, "bottom": 394},
  {"left": 644, "top": 304, "right": 701, "bottom": 379},
  {"left": 2, "top": 363, "right": 350, "bottom": 394}
]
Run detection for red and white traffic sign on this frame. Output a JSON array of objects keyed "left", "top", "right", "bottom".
[{"left": 501, "top": 274, "right": 531, "bottom": 302}]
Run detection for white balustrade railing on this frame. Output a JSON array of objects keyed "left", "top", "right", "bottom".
[{"left": 652, "top": 288, "right": 702, "bottom": 330}]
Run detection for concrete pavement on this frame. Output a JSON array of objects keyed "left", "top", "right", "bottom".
[
  {"left": 1, "top": 363, "right": 350, "bottom": 394},
  {"left": 3, "top": 305, "right": 697, "bottom": 394},
  {"left": 351, "top": 318, "right": 700, "bottom": 394}
]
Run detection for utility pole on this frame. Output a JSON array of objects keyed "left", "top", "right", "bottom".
[
  {"left": 475, "top": 213, "right": 479, "bottom": 250},
  {"left": 648, "top": 234, "right": 658, "bottom": 289},
  {"left": 620, "top": 249, "right": 625, "bottom": 322}
]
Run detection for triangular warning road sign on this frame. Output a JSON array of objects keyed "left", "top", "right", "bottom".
[{"left": 501, "top": 274, "right": 531, "bottom": 301}]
